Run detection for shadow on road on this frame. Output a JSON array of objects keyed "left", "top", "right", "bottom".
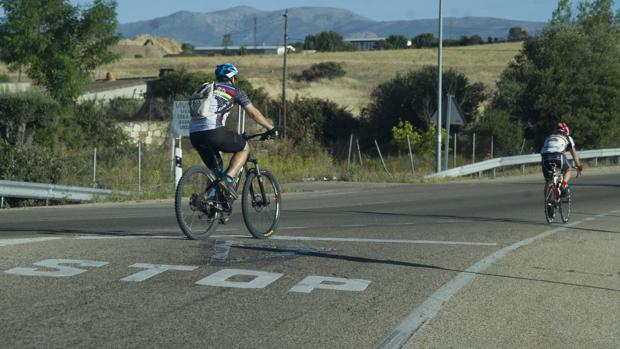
[{"left": 236, "top": 245, "right": 620, "bottom": 294}]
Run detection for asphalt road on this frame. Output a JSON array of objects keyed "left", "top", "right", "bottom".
[{"left": 1, "top": 169, "right": 619, "bottom": 348}]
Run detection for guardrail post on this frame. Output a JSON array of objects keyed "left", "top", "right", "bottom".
[
  {"left": 374, "top": 140, "right": 391, "bottom": 176},
  {"left": 472, "top": 132, "right": 476, "bottom": 164},
  {"left": 138, "top": 143, "right": 142, "bottom": 193},
  {"left": 594, "top": 157, "right": 598, "bottom": 167},
  {"left": 407, "top": 134, "right": 415, "bottom": 174},
  {"left": 356, "top": 138, "right": 363, "bottom": 165},
  {"left": 521, "top": 164, "right": 525, "bottom": 175},
  {"left": 1, "top": 196, "right": 4, "bottom": 209},
  {"left": 92, "top": 148, "right": 97, "bottom": 188},
  {"left": 617, "top": 156, "right": 620, "bottom": 166},
  {"left": 453, "top": 133, "right": 457, "bottom": 168},
  {"left": 347, "top": 134, "right": 353, "bottom": 171},
  {"left": 491, "top": 135, "right": 496, "bottom": 178}
]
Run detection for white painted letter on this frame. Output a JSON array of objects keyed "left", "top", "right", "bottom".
[
  {"left": 121, "top": 263, "right": 198, "bottom": 282},
  {"left": 289, "top": 276, "right": 370, "bottom": 293},
  {"left": 196, "top": 269, "right": 283, "bottom": 289},
  {"left": 4, "top": 259, "right": 108, "bottom": 277}
]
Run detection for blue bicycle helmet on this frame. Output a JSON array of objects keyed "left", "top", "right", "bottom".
[{"left": 215, "top": 63, "right": 239, "bottom": 81}]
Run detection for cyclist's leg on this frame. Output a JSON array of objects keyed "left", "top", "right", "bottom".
[
  {"left": 211, "top": 128, "right": 248, "bottom": 179},
  {"left": 189, "top": 130, "right": 219, "bottom": 170},
  {"left": 227, "top": 143, "right": 250, "bottom": 178},
  {"left": 561, "top": 155, "right": 572, "bottom": 185}
]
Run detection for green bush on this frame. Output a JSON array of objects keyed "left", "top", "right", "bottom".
[
  {"left": 105, "top": 97, "right": 143, "bottom": 121},
  {"left": 0, "top": 91, "right": 59, "bottom": 148},
  {"left": 147, "top": 69, "right": 214, "bottom": 100},
  {"left": 474, "top": 108, "right": 524, "bottom": 157},
  {"left": 285, "top": 96, "right": 359, "bottom": 151},
  {"left": 363, "top": 65, "right": 486, "bottom": 147},
  {"left": 0, "top": 74, "right": 10, "bottom": 82},
  {"left": 294, "top": 62, "right": 346, "bottom": 82},
  {"left": 0, "top": 141, "right": 69, "bottom": 183}
]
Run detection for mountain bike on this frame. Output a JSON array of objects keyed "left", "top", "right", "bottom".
[
  {"left": 175, "top": 131, "right": 281, "bottom": 240},
  {"left": 544, "top": 163, "right": 575, "bottom": 224}
]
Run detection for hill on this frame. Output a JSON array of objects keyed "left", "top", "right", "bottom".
[{"left": 117, "top": 6, "right": 545, "bottom": 46}]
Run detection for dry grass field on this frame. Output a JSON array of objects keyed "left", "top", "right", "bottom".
[
  {"left": 0, "top": 42, "right": 522, "bottom": 114},
  {"left": 102, "top": 42, "right": 523, "bottom": 114}
]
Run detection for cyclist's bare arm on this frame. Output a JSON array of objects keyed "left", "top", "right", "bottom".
[
  {"left": 243, "top": 103, "right": 274, "bottom": 130},
  {"left": 569, "top": 148, "right": 583, "bottom": 167}
]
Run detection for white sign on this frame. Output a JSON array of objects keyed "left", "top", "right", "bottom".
[{"left": 172, "top": 101, "right": 191, "bottom": 137}]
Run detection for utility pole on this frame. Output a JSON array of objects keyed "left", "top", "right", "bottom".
[
  {"left": 253, "top": 15, "right": 257, "bottom": 49},
  {"left": 435, "top": 0, "right": 444, "bottom": 173},
  {"left": 282, "top": 9, "right": 289, "bottom": 138}
]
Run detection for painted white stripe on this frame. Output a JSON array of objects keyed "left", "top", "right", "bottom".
[
  {"left": 375, "top": 213, "right": 609, "bottom": 349},
  {"left": 211, "top": 235, "right": 497, "bottom": 247},
  {"left": 77, "top": 235, "right": 182, "bottom": 240},
  {"left": 0, "top": 237, "right": 61, "bottom": 247}
]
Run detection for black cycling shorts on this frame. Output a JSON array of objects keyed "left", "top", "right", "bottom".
[
  {"left": 541, "top": 153, "right": 569, "bottom": 179},
  {"left": 190, "top": 128, "right": 247, "bottom": 169}
]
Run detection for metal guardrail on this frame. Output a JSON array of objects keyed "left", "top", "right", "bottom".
[
  {"left": 0, "top": 180, "right": 118, "bottom": 204},
  {"left": 428, "top": 148, "right": 620, "bottom": 178}
]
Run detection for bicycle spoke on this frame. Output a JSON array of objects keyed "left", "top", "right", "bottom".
[
  {"left": 175, "top": 166, "right": 220, "bottom": 240},
  {"left": 242, "top": 171, "right": 281, "bottom": 239}
]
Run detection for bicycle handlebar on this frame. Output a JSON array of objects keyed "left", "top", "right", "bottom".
[{"left": 242, "top": 130, "right": 276, "bottom": 141}]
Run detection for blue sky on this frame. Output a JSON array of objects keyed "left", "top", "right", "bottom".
[{"left": 66, "top": 1, "right": 620, "bottom": 24}]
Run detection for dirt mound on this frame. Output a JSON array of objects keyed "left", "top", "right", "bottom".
[{"left": 115, "top": 35, "right": 183, "bottom": 57}]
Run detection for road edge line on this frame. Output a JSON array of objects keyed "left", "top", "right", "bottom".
[{"left": 375, "top": 212, "right": 610, "bottom": 349}]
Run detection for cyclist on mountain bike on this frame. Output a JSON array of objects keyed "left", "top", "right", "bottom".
[
  {"left": 189, "top": 63, "right": 278, "bottom": 197},
  {"left": 540, "top": 122, "right": 584, "bottom": 195}
]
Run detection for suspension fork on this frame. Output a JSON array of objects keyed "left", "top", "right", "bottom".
[{"left": 247, "top": 158, "right": 269, "bottom": 204}]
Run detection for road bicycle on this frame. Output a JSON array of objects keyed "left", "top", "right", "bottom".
[
  {"left": 175, "top": 131, "right": 281, "bottom": 240},
  {"left": 544, "top": 163, "right": 575, "bottom": 224}
]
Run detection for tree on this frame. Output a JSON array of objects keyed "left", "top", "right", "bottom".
[
  {"left": 363, "top": 65, "right": 486, "bottom": 145},
  {"left": 491, "top": 0, "right": 620, "bottom": 149},
  {"left": 385, "top": 35, "right": 409, "bottom": 49},
  {"left": 181, "top": 43, "right": 195, "bottom": 56},
  {"left": 459, "top": 35, "right": 484, "bottom": 46},
  {"left": 304, "top": 34, "right": 317, "bottom": 50},
  {"left": 0, "top": 0, "right": 119, "bottom": 107},
  {"left": 315, "top": 31, "right": 354, "bottom": 52},
  {"left": 507, "top": 27, "right": 529, "bottom": 41},
  {"left": 412, "top": 33, "right": 437, "bottom": 48},
  {"left": 222, "top": 33, "right": 233, "bottom": 55}
]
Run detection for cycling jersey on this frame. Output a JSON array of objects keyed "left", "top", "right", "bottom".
[
  {"left": 189, "top": 83, "right": 251, "bottom": 133},
  {"left": 540, "top": 134, "right": 575, "bottom": 154}
]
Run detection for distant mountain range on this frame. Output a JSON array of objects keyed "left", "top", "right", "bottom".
[{"left": 117, "top": 6, "right": 546, "bottom": 47}]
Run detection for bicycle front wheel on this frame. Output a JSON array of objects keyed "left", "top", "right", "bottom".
[
  {"left": 544, "top": 181, "right": 555, "bottom": 224},
  {"left": 241, "top": 170, "right": 281, "bottom": 239},
  {"left": 175, "top": 166, "right": 220, "bottom": 240},
  {"left": 560, "top": 187, "right": 571, "bottom": 223}
]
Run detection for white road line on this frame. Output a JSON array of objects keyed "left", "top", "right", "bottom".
[
  {"left": 76, "top": 235, "right": 182, "bottom": 240},
  {"left": 375, "top": 213, "right": 611, "bottom": 349},
  {"left": 211, "top": 235, "right": 497, "bottom": 247},
  {"left": 0, "top": 237, "right": 62, "bottom": 247}
]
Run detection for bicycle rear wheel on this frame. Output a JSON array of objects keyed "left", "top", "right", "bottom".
[
  {"left": 241, "top": 170, "right": 281, "bottom": 239},
  {"left": 560, "top": 187, "right": 571, "bottom": 223},
  {"left": 175, "top": 166, "right": 220, "bottom": 240},
  {"left": 544, "top": 181, "right": 555, "bottom": 224}
]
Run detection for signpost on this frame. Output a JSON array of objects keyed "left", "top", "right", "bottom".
[
  {"left": 431, "top": 95, "right": 466, "bottom": 171},
  {"left": 172, "top": 101, "right": 190, "bottom": 186}
]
